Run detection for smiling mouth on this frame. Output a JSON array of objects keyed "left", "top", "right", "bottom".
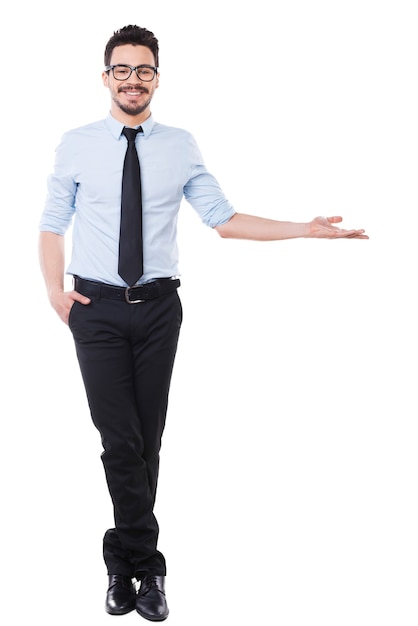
[{"left": 119, "top": 87, "right": 148, "bottom": 96}]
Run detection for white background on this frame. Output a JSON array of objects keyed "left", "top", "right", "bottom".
[{"left": 1, "top": 1, "right": 417, "bottom": 624}]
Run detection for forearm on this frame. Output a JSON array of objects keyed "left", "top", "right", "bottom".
[
  {"left": 39, "top": 231, "right": 90, "bottom": 324},
  {"left": 38, "top": 231, "right": 66, "bottom": 300},
  {"left": 215, "top": 212, "right": 310, "bottom": 241}
]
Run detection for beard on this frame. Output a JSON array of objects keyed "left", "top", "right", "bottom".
[{"left": 112, "top": 87, "right": 152, "bottom": 116}]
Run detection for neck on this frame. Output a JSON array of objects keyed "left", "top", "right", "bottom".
[{"left": 110, "top": 106, "right": 152, "bottom": 127}]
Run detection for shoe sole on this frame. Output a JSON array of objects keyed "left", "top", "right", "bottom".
[{"left": 105, "top": 604, "right": 136, "bottom": 616}]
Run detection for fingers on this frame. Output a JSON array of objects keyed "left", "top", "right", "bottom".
[
  {"left": 311, "top": 216, "right": 368, "bottom": 239},
  {"left": 62, "top": 292, "right": 90, "bottom": 325},
  {"left": 347, "top": 230, "right": 368, "bottom": 239},
  {"left": 50, "top": 290, "right": 90, "bottom": 325},
  {"left": 71, "top": 289, "right": 91, "bottom": 305},
  {"left": 326, "top": 217, "right": 369, "bottom": 238},
  {"left": 334, "top": 229, "right": 368, "bottom": 239}
]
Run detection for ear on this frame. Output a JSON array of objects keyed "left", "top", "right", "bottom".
[
  {"left": 155, "top": 72, "right": 160, "bottom": 89},
  {"left": 102, "top": 71, "right": 109, "bottom": 88}
]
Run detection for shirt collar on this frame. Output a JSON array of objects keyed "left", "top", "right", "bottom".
[{"left": 105, "top": 112, "right": 155, "bottom": 140}]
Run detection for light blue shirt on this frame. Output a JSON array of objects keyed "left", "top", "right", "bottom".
[{"left": 40, "top": 113, "right": 235, "bottom": 286}]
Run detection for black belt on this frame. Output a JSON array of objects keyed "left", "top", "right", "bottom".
[{"left": 74, "top": 276, "right": 180, "bottom": 304}]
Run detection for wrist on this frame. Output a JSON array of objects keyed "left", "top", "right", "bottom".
[
  {"left": 301, "top": 222, "right": 312, "bottom": 238},
  {"left": 47, "top": 285, "right": 64, "bottom": 304}
]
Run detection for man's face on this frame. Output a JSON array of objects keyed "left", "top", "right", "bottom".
[{"left": 102, "top": 44, "right": 159, "bottom": 120}]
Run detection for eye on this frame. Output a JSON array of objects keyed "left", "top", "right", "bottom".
[{"left": 115, "top": 66, "right": 130, "bottom": 76}]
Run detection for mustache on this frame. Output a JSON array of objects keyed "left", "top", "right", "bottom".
[{"left": 118, "top": 84, "right": 149, "bottom": 94}]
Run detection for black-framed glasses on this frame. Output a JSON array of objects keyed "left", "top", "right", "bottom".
[{"left": 104, "top": 64, "right": 158, "bottom": 81}]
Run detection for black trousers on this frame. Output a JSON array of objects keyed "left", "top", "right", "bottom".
[{"left": 68, "top": 288, "right": 182, "bottom": 579}]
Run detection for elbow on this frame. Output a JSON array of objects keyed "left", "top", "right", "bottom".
[
  {"left": 214, "top": 214, "right": 236, "bottom": 239},
  {"left": 215, "top": 224, "right": 230, "bottom": 238}
]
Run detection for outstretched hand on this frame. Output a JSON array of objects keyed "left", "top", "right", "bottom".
[{"left": 308, "top": 216, "right": 369, "bottom": 239}]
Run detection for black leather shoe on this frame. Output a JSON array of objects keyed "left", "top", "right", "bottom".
[
  {"left": 136, "top": 575, "right": 169, "bottom": 621},
  {"left": 105, "top": 574, "right": 136, "bottom": 615}
]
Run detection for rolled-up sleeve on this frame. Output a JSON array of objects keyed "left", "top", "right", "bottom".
[
  {"left": 184, "top": 165, "right": 235, "bottom": 228},
  {"left": 182, "top": 134, "right": 235, "bottom": 228},
  {"left": 39, "top": 134, "right": 77, "bottom": 234}
]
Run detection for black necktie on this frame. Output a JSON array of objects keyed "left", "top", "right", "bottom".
[{"left": 118, "top": 126, "right": 143, "bottom": 286}]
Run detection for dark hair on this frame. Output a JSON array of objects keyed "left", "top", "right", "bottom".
[{"left": 104, "top": 25, "right": 159, "bottom": 67}]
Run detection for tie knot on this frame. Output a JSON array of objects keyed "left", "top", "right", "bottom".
[{"left": 122, "top": 127, "right": 142, "bottom": 142}]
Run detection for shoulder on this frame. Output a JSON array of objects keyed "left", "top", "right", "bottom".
[
  {"left": 61, "top": 119, "right": 107, "bottom": 141},
  {"left": 149, "top": 122, "right": 200, "bottom": 158},
  {"left": 56, "top": 119, "right": 112, "bottom": 156},
  {"left": 149, "top": 122, "right": 203, "bottom": 165},
  {"left": 151, "top": 121, "right": 195, "bottom": 142}
]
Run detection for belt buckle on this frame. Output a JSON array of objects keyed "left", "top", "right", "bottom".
[{"left": 125, "top": 286, "right": 144, "bottom": 304}]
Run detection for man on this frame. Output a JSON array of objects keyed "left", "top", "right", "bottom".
[{"left": 38, "top": 24, "right": 368, "bottom": 622}]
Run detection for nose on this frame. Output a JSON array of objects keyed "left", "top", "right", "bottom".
[{"left": 124, "top": 74, "right": 142, "bottom": 86}]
